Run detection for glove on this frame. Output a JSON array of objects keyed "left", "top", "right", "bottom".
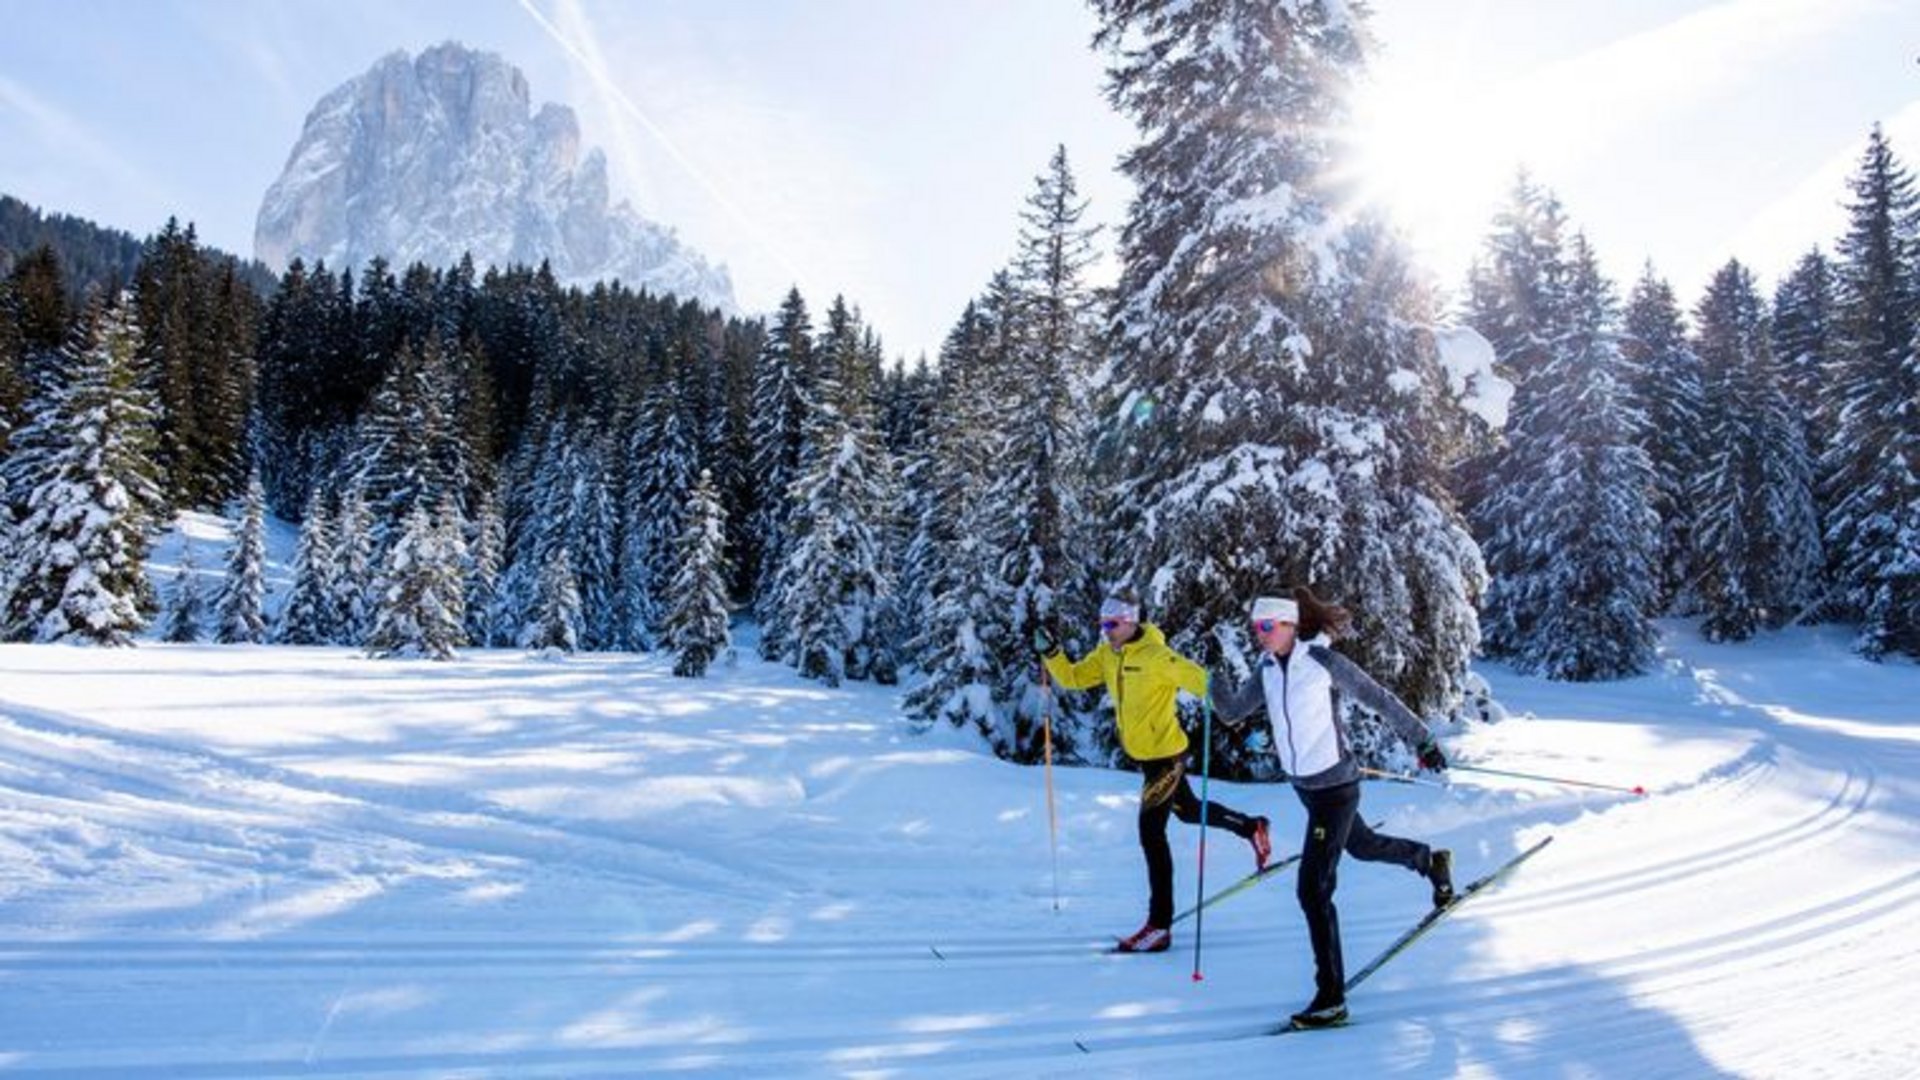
[
  {"left": 1417, "top": 740, "right": 1448, "bottom": 773},
  {"left": 1032, "top": 625, "right": 1059, "bottom": 656}
]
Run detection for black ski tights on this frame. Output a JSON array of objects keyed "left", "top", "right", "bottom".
[
  {"left": 1138, "top": 755, "right": 1258, "bottom": 928},
  {"left": 1294, "top": 780, "right": 1431, "bottom": 1002}
]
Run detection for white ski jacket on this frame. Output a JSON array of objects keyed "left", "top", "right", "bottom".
[{"left": 1213, "top": 637, "right": 1433, "bottom": 790}]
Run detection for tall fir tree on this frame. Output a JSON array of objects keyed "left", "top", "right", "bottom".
[
  {"left": 748, "top": 288, "right": 815, "bottom": 659},
  {"left": 570, "top": 431, "right": 621, "bottom": 651},
  {"left": 521, "top": 545, "right": 582, "bottom": 653},
  {"left": 777, "top": 298, "right": 894, "bottom": 687},
  {"left": 666, "top": 469, "right": 733, "bottom": 677},
  {"left": 366, "top": 500, "right": 465, "bottom": 660},
  {"left": 275, "top": 488, "right": 338, "bottom": 645},
  {"left": 1, "top": 291, "right": 163, "bottom": 645},
  {"left": 1480, "top": 236, "right": 1659, "bottom": 679},
  {"left": 1091, "top": 0, "right": 1486, "bottom": 767},
  {"left": 1771, "top": 249, "right": 1837, "bottom": 468},
  {"left": 332, "top": 486, "right": 376, "bottom": 645},
  {"left": 464, "top": 490, "right": 505, "bottom": 647},
  {"left": 162, "top": 543, "right": 205, "bottom": 644},
  {"left": 983, "top": 146, "right": 1101, "bottom": 762},
  {"left": 214, "top": 469, "right": 269, "bottom": 644},
  {"left": 1623, "top": 264, "right": 1705, "bottom": 613},
  {"left": 1822, "top": 127, "right": 1920, "bottom": 657},
  {"left": 902, "top": 305, "right": 1007, "bottom": 741},
  {"left": 1691, "top": 259, "right": 1823, "bottom": 641}
]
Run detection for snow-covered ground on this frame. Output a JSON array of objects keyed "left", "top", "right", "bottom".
[{"left": 2, "top": 618, "right": 1916, "bottom": 1078}]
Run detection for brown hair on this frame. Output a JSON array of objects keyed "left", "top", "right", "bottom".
[{"left": 1292, "top": 584, "right": 1351, "bottom": 641}]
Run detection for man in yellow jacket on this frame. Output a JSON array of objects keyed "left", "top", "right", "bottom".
[{"left": 1039, "top": 589, "right": 1271, "bottom": 953}]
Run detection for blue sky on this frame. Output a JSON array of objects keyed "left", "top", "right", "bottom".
[{"left": 2, "top": 1, "right": 1918, "bottom": 360}]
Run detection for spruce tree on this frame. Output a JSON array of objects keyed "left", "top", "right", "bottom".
[
  {"left": 777, "top": 298, "right": 893, "bottom": 687},
  {"left": 366, "top": 502, "right": 462, "bottom": 660},
  {"left": 981, "top": 146, "right": 1101, "bottom": 761},
  {"left": 569, "top": 432, "right": 620, "bottom": 651},
  {"left": 332, "top": 486, "right": 376, "bottom": 644},
  {"left": 521, "top": 545, "right": 582, "bottom": 653},
  {"left": 1481, "top": 237, "right": 1658, "bottom": 679},
  {"left": 902, "top": 305, "right": 1006, "bottom": 741},
  {"left": 162, "top": 543, "right": 205, "bottom": 644},
  {"left": 1623, "top": 265, "right": 1704, "bottom": 613},
  {"left": 666, "top": 469, "right": 732, "bottom": 677},
  {"left": 275, "top": 488, "right": 338, "bottom": 645},
  {"left": 1823, "top": 127, "right": 1920, "bottom": 657},
  {"left": 1770, "top": 249, "right": 1836, "bottom": 468},
  {"left": 1692, "top": 259, "right": 1823, "bottom": 641},
  {"left": 1091, "top": 0, "right": 1486, "bottom": 763},
  {"left": 214, "top": 469, "right": 269, "bottom": 644},
  {"left": 748, "top": 289, "right": 815, "bottom": 658},
  {"left": 464, "top": 490, "right": 505, "bottom": 647},
  {"left": 2, "top": 291, "right": 163, "bottom": 645}
]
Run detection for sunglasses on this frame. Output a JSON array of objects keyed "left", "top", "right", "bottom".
[
  {"left": 1099, "top": 618, "right": 1129, "bottom": 631},
  {"left": 1253, "top": 619, "right": 1292, "bottom": 634}
]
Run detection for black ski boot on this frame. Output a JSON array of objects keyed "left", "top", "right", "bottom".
[
  {"left": 1289, "top": 990, "right": 1349, "bottom": 1030},
  {"left": 1427, "top": 848, "right": 1455, "bottom": 908}
]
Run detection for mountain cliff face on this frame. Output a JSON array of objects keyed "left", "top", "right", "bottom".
[{"left": 255, "top": 43, "right": 734, "bottom": 308}]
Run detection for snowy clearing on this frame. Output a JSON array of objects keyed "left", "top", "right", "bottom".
[{"left": 1, "top": 622, "right": 1916, "bottom": 1078}]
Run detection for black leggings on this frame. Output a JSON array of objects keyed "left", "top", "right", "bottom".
[
  {"left": 1138, "top": 756, "right": 1258, "bottom": 928},
  {"left": 1294, "top": 780, "right": 1432, "bottom": 1001}
]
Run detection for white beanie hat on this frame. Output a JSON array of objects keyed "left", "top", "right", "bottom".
[
  {"left": 1099, "top": 596, "right": 1140, "bottom": 622},
  {"left": 1250, "top": 596, "right": 1299, "bottom": 624}
]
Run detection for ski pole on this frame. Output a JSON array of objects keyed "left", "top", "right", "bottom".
[
  {"left": 1359, "top": 765, "right": 1450, "bottom": 790},
  {"left": 1191, "top": 679, "right": 1213, "bottom": 983},
  {"left": 1452, "top": 761, "right": 1647, "bottom": 797},
  {"left": 1040, "top": 662, "right": 1061, "bottom": 913}
]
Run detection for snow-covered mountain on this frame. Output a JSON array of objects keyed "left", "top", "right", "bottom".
[{"left": 254, "top": 42, "right": 735, "bottom": 309}]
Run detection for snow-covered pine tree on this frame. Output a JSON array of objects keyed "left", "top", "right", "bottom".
[
  {"left": 566, "top": 429, "right": 619, "bottom": 651},
  {"left": 857, "top": 326, "right": 906, "bottom": 687},
  {"left": 1822, "top": 127, "right": 1920, "bottom": 658},
  {"left": 365, "top": 500, "right": 463, "bottom": 661},
  {"left": 1090, "top": 0, "right": 1487, "bottom": 766},
  {"left": 1691, "top": 259, "right": 1823, "bottom": 641},
  {"left": 520, "top": 545, "right": 582, "bottom": 654},
  {"left": 1623, "top": 264, "right": 1705, "bottom": 613},
  {"left": 162, "top": 543, "right": 205, "bottom": 643},
  {"left": 902, "top": 304, "right": 1007, "bottom": 740},
  {"left": 464, "top": 490, "right": 505, "bottom": 647},
  {"left": 343, "top": 339, "right": 457, "bottom": 561},
  {"left": 666, "top": 468, "right": 732, "bottom": 677},
  {"left": 623, "top": 386, "right": 696, "bottom": 652},
  {"left": 748, "top": 288, "right": 814, "bottom": 659},
  {"left": 275, "top": 488, "right": 337, "bottom": 645},
  {"left": 980, "top": 147, "right": 1101, "bottom": 762},
  {"left": 1770, "top": 249, "right": 1836, "bottom": 470},
  {"left": 1482, "top": 236, "right": 1659, "bottom": 679},
  {"left": 495, "top": 416, "right": 573, "bottom": 648},
  {"left": 2, "top": 291, "right": 164, "bottom": 644},
  {"left": 1458, "top": 173, "right": 1571, "bottom": 519},
  {"left": 332, "top": 485, "right": 376, "bottom": 644},
  {"left": 777, "top": 297, "right": 893, "bottom": 688},
  {"left": 214, "top": 469, "right": 269, "bottom": 644}
]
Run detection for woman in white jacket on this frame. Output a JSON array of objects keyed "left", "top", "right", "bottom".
[{"left": 1211, "top": 586, "right": 1453, "bottom": 1030}]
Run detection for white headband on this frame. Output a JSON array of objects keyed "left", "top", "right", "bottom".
[
  {"left": 1251, "top": 597, "right": 1298, "bottom": 624},
  {"left": 1099, "top": 597, "right": 1140, "bottom": 622}
]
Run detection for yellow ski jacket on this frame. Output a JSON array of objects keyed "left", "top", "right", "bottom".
[{"left": 1043, "top": 622, "right": 1208, "bottom": 762}]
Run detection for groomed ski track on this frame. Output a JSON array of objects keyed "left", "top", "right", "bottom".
[{"left": 1, "top": 622, "right": 1915, "bottom": 1078}]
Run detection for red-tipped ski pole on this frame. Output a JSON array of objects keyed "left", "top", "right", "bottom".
[
  {"left": 1040, "top": 663, "right": 1061, "bottom": 912},
  {"left": 1191, "top": 683, "right": 1214, "bottom": 983},
  {"left": 1452, "top": 761, "right": 1647, "bottom": 797}
]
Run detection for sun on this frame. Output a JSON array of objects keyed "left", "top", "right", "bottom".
[{"left": 1341, "top": 58, "right": 1520, "bottom": 282}]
